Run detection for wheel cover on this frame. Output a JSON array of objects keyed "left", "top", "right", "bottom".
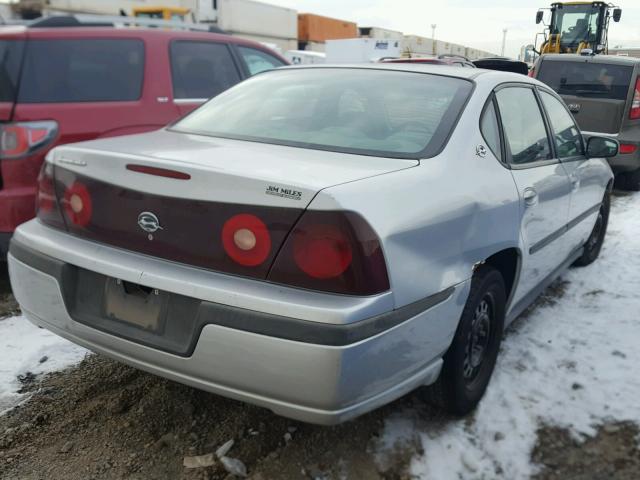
[{"left": 463, "top": 294, "right": 493, "bottom": 383}]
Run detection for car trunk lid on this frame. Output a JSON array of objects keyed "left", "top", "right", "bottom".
[{"left": 48, "top": 129, "right": 417, "bottom": 279}]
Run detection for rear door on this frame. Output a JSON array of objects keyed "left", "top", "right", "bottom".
[
  {"left": 169, "top": 39, "right": 243, "bottom": 116},
  {"left": 493, "top": 84, "right": 573, "bottom": 304},
  {"left": 536, "top": 57, "right": 634, "bottom": 134}
]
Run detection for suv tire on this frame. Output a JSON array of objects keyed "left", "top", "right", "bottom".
[
  {"left": 573, "top": 192, "right": 610, "bottom": 267},
  {"left": 425, "top": 265, "right": 505, "bottom": 415}
]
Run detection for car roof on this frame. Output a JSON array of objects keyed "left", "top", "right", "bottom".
[
  {"left": 540, "top": 53, "right": 640, "bottom": 65},
  {"left": 276, "top": 62, "right": 536, "bottom": 84}
]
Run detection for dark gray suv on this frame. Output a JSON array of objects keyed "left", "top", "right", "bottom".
[{"left": 533, "top": 54, "right": 640, "bottom": 190}]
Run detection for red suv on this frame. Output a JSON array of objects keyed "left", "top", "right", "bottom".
[{"left": 0, "top": 19, "right": 287, "bottom": 257}]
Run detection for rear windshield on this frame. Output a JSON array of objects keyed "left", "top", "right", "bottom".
[
  {"left": 537, "top": 60, "right": 633, "bottom": 100},
  {"left": 0, "top": 40, "right": 25, "bottom": 103},
  {"left": 171, "top": 68, "right": 473, "bottom": 158},
  {"left": 18, "top": 39, "right": 145, "bottom": 103}
]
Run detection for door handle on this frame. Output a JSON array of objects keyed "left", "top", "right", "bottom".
[{"left": 523, "top": 188, "right": 538, "bottom": 207}]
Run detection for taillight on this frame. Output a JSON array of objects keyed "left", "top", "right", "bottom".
[
  {"left": 62, "top": 182, "right": 92, "bottom": 227},
  {"left": 222, "top": 213, "right": 272, "bottom": 267},
  {"left": 36, "top": 161, "right": 65, "bottom": 229},
  {"left": 619, "top": 143, "right": 638, "bottom": 154},
  {"left": 528, "top": 67, "right": 535, "bottom": 77},
  {"left": 268, "top": 211, "right": 389, "bottom": 296},
  {"left": 0, "top": 121, "right": 58, "bottom": 159},
  {"left": 630, "top": 77, "right": 640, "bottom": 120}
]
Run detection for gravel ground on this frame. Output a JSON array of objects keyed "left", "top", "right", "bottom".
[{"left": 1, "top": 192, "right": 638, "bottom": 479}]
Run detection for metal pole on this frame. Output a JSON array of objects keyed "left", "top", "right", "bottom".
[
  {"left": 431, "top": 24, "right": 437, "bottom": 55},
  {"left": 501, "top": 28, "right": 508, "bottom": 56}
]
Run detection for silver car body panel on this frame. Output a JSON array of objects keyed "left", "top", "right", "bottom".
[{"left": 8, "top": 65, "right": 614, "bottom": 423}]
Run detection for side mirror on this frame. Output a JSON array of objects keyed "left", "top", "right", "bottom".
[
  {"left": 613, "top": 8, "right": 622, "bottom": 22},
  {"left": 536, "top": 10, "right": 544, "bottom": 24},
  {"left": 586, "top": 136, "right": 619, "bottom": 158}
]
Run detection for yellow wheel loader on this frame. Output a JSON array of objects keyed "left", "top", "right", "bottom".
[{"left": 535, "top": 2, "right": 621, "bottom": 55}]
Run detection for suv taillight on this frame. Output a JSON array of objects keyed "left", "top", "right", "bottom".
[
  {"left": 36, "top": 161, "right": 65, "bottom": 229},
  {"left": 630, "top": 77, "right": 640, "bottom": 120},
  {"left": 0, "top": 121, "right": 58, "bottom": 159},
  {"left": 268, "top": 210, "right": 390, "bottom": 295}
]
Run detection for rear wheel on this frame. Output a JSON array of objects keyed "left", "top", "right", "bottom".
[
  {"left": 573, "top": 192, "right": 610, "bottom": 267},
  {"left": 425, "top": 266, "right": 505, "bottom": 415}
]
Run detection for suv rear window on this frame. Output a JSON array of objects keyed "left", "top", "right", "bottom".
[
  {"left": 172, "top": 68, "right": 473, "bottom": 159},
  {"left": 0, "top": 40, "right": 25, "bottom": 102},
  {"left": 18, "top": 39, "right": 144, "bottom": 103},
  {"left": 537, "top": 60, "right": 633, "bottom": 100}
]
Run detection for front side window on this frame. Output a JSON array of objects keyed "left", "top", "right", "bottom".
[
  {"left": 18, "top": 39, "right": 144, "bottom": 103},
  {"left": 238, "top": 46, "right": 285, "bottom": 76},
  {"left": 495, "top": 87, "right": 552, "bottom": 165},
  {"left": 539, "top": 90, "right": 585, "bottom": 158},
  {"left": 170, "top": 41, "right": 241, "bottom": 100},
  {"left": 172, "top": 68, "right": 473, "bottom": 158}
]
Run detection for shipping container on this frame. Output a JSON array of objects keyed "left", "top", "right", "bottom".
[
  {"left": 359, "top": 26, "right": 403, "bottom": 40},
  {"left": 402, "top": 35, "right": 435, "bottom": 55},
  {"left": 218, "top": 0, "right": 296, "bottom": 42},
  {"left": 298, "top": 13, "right": 358, "bottom": 43},
  {"left": 325, "top": 38, "right": 401, "bottom": 63}
]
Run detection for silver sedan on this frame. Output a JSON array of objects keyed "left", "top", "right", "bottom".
[{"left": 8, "top": 64, "right": 617, "bottom": 424}]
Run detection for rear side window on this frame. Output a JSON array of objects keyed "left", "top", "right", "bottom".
[
  {"left": 539, "top": 90, "right": 585, "bottom": 158},
  {"left": 170, "top": 41, "right": 241, "bottom": 100},
  {"left": 537, "top": 61, "right": 633, "bottom": 100},
  {"left": 19, "top": 39, "right": 144, "bottom": 103},
  {"left": 238, "top": 46, "right": 285, "bottom": 76},
  {"left": 495, "top": 87, "right": 552, "bottom": 165},
  {"left": 480, "top": 99, "right": 502, "bottom": 161},
  {"left": 0, "top": 40, "right": 25, "bottom": 102}
]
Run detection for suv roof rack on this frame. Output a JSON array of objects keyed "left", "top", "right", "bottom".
[{"left": 27, "top": 14, "right": 227, "bottom": 34}]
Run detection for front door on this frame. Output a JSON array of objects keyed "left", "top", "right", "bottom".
[
  {"left": 494, "top": 85, "right": 573, "bottom": 306},
  {"left": 538, "top": 88, "right": 607, "bottom": 253}
]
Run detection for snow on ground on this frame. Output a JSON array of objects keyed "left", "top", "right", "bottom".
[
  {"left": 379, "top": 191, "right": 640, "bottom": 479},
  {"left": 0, "top": 316, "right": 88, "bottom": 414}
]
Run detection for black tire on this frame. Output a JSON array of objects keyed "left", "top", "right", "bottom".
[
  {"left": 618, "top": 168, "right": 640, "bottom": 192},
  {"left": 425, "top": 265, "right": 506, "bottom": 415},
  {"left": 573, "top": 192, "right": 610, "bottom": 267}
]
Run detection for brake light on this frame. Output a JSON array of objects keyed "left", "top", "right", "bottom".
[
  {"left": 619, "top": 143, "right": 638, "bottom": 154},
  {"left": 528, "top": 66, "right": 535, "bottom": 77},
  {"left": 293, "top": 224, "right": 353, "bottom": 279},
  {"left": 630, "top": 77, "right": 640, "bottom": 120},
  {"left": 36, "top": 161, "right": 66, "bottom": 229},
  {"left": 222, "top": 213, "right": 272, "bottom": 266},
  {"left": 62, "top": 182, "right": 92, "bottom": 227},
  {"left": 269, "top": 211, "right": 389, "bottom": 295},
  {"left": 0, "top": 121, "right": 58, "bottom": 159}
]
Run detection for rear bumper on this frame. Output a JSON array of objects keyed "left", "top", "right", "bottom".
[
  {"left": 0, "top": 186, "right": 37, "bottom": 232},
  {"left": 8, "top": 220, "right": 470, "bottom": 424}
]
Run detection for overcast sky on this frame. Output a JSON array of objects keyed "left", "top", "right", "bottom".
[{"left": 268, "top": 0, "right": 640, "bottom": 57}]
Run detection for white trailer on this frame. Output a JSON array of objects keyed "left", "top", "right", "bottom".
[
  {"left": 359, "top": 26, "right": 403, "bottom": 40},
  {"left": 284, "top": 50, "right": 326, "bottom": 65},
  {"left": 325, "top": 38, "right": 401, "bottom": 64},
  {"left": 402, "top": 35, "right": 435, "bottom": 56}
]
